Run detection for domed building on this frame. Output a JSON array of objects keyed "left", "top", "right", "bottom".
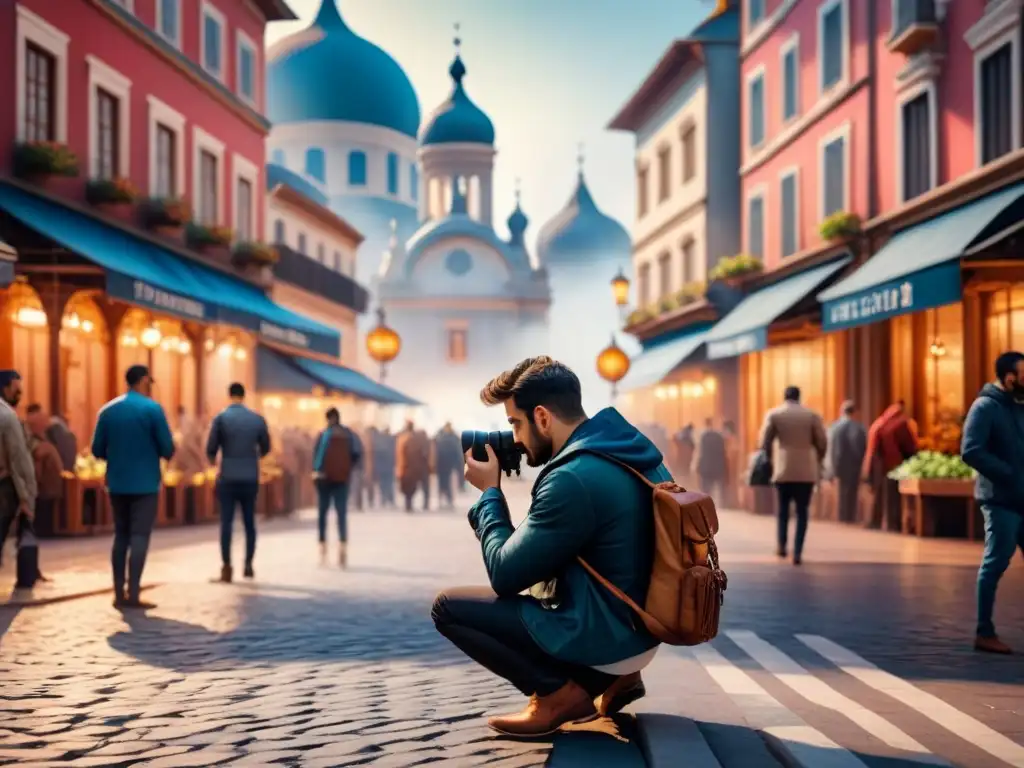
[
  {"left": 266, "top": 0, "right": 421, "bottom": 286},
  {"left": 537, "top": 155, "right": 635, "bottom": 417}
]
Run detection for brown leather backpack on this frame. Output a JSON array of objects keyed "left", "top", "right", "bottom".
[
  {"left": 578, "top": 457, "right": 727, "bottom": 646},
  {"left": 322, "top": 429, "right": 353, "bottom": 484}
]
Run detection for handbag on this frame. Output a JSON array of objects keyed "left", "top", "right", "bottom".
[
  {"left": 747, "top": 450, "right": 773, "bottom": 487},
  {"left": 15, "top": 514, "right": 40, "bottom": 590}
]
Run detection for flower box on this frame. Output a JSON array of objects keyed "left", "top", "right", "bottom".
[
  {"left": 709, "top": 253, "right": 763, "bottom": 283},
  {"left": 186, "top": 222, "right": 233, "bottom": 251},
  {"left": 898, "top": 477, "right": 974, "bottom": 498},
  {"left": 85, "top": 177, "right": 137, "bottom": 222},
  {"left": 232, "top": 241, "right": 279, "bottom": 268},
  {"left": 12, "top": 141, "right": 79, "bottom": 181},
  {"left": 819, "top": 211, "right": 862, "bottom": 241},
  {"left": 139, "top": 197, "right": 190, "bottom": 238}
]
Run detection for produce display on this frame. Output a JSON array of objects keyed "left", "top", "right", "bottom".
[
  {"left": 888, "top": 451, "right": 975, "bottom": 481},
  {"left": 74, "top": 453, "right": 107, "bottom": 481}
]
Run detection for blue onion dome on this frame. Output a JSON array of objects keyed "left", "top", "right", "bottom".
[
  {"left": 507, "top": 182, "right": 528, "bottom": 247},
  {"left": 419, "top": 31, "right": 495, "bottom": 146},
  {"left": 267, "top": 0, "right": 421, "bottom": 137},
  {"left": 537, "top": 156, "right": 631, "bottom": 265}
]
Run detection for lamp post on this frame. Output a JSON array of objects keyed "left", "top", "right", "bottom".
[
  {"left": 366, "top": 306, "right": 401, "bottom": 382},
  {"left": 611, "top": 268, "right": 630, "bottom": 324},
  {"left": 596, "top": 334, "right": 630, "bottom": 399}
]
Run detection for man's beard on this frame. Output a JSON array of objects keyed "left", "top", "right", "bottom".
[
  {"left": 524, "top": 423, "right": 554, "bottom": 467},
  {"left": 1013, "top": 382, "right": 1024, "bottom": 400},
  {"left": 2, "top": 392, "right": 19, "bottom": 407}
]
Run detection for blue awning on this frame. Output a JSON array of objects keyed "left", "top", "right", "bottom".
[
  {"left": 818, "top": 183, "right": 1024, "bottom": 331},
  {"left": 704, "top": 257, "right": 852, "bottom": 360},
  {"left": 257, "top": 346, "right": 420, "bottom": 406},
  {"left": 621, "top": 327, "right": 710, "bottom": 392},
  {"left": 0, "top": 183, "right": 340, "bottom": 356}
]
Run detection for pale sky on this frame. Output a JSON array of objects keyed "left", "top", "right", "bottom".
[{"left": 265, "top": 0, "right": 714, "bottom": 251}]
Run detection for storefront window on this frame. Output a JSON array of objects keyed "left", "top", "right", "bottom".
[
  {"left": 653, "top": 373, "right": 720, "bottom": 434},
  {"left": 923, "top": 303, "right": 964, "bottom": 435},
  {"left": 116, "top": 309, "right": 198, "bottom": 425},
  {"left": 61, "top": 293, "right": 109, "bottom": 445},
  {"left": 743, "top": 335, "right": 839, "bottom": 452},
  {"left": 1, "top": 280, "right": 51, "bottom": 415},
  {"left": 203, "top": 330, "right": 255, "bottom": 417},
  {"left": 985, "top": 285, "right": 1024, "bottom": 374}
]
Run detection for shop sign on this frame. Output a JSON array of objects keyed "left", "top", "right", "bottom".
[
  {"left": 132, "top": 280, "right": 207, "bottom": 320},
  {"left": 705, "top": 327, "right": 767, "bottom": 360},
  {"left": 260, "top": 320, "right": 310, "bottom": 350},
  {"left": 821, "top": 261, "right": 962, "bottom": 332}
]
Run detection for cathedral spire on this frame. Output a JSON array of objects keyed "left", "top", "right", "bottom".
[
  {"left": 508, "top": 178, "right": 529, "bottom": 247},
  {"left": 449, "top": 22, "right": 466, "bottom": 85},
  {"left": 314, "top": 0, "right": 348, "bottom": 30}
]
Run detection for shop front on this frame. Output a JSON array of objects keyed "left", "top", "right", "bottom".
[
  {"left": 818, "top": 181, "right": 1024, "bottom": 537},
  {"left": 703, "top": 257, "right": 851, "bottom": 514}
]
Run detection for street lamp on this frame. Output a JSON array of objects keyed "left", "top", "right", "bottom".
[
  {"left": 611, "top": 269, "right": 630, "bottom": 308},
  {"left": 596, "top": 334, "right": 630, "bottom": 399},
  {"left": 366, "top": 306, "right": 401, "bottom": 382}
]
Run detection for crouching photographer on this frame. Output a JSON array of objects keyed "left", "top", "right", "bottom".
[{"left": 430, "top": 356, "right": 671, "bottom": 737}]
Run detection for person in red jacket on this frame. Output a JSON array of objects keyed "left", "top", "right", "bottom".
[{"left": 863, "top": 400, "right": 919, "bottom": 531}]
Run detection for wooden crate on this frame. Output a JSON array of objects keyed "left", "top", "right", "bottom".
[{"left": 898, "top": 477, "right": 979, "bottom": 539}]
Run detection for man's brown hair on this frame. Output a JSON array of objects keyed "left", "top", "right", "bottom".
[{"left": 480, "top": 356, "right": 585, "bottom": 423}]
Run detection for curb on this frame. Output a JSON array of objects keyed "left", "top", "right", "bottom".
[
  {"left": 636, "top": 714, "right": 723, "bottom": 768},
  {"left": 1, "top": 582, "right": 160, "bottom": 609}
]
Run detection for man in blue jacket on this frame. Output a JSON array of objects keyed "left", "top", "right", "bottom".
[
  {"left": 92, "top": 365, "right": 175, "bottom": 609},
  {"left": 206, "top": 382, "right": 271, "bottom": 583},
  {"left": 432, "top": 356, "right": 667, "bottom": 737},
  {"left": 962, "top": 351, "right": 1024, "bottom": 654},
  {"left": 312, "top": 408, "right": 362, "bottom": 568}
]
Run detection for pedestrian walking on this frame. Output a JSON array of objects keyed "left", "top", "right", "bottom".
[
  {"left": 671, "top": 424, "right": 695, "bottom": 487},
  {"left": 377, "top": 426, "right": 396, "bottom": 506},
  {"left": 0, "top": 371, "right": 37, "bottom": 571},
  {"left": 396, "top": 421, "right": 430, "bottom": 512},
  {"left": 206, "top": 383, "right": 270, "bottom": 583},
  {"left": 759, "top": 386, "right": 828, "bottom": 565},
  {"left": 827, "top": 400, "right": 867, "bottom": 524},
  {"left": 91, "top": 365, "right": 175, "bottom": 609},
  {"left": 863, "top": 400, "right": 918, "bottom": 531},
  {"left": 362, "top": 425, "right": 378, "bottom": 508},
  {"left": 313, "top": 408, "right": 362, "bottom": 568},
  {"left": 961, "top": 351, "right": 1024, "bottom": 655},
  {"left": 45, "top": 413, "right": 78, "bottom": 472},
  {"left": 25, "top": 404, "right": 63, "bottom": 537},
  {"left": 434, "top": 422, "right": 461, "bottom": 509},
  {"left": 722, "top": 420, "right": 740, "bottom": 507},
  {"left": 693, "top": 417, "right": 727, "bottom": 500}
]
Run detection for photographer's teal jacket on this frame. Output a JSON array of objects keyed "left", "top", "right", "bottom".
[{"left": 468, "top": 408, "right": 669, "bottom": 667}]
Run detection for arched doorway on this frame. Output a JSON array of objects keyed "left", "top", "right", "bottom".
[
  {"left": 60, "top": 292, "right": 109, "bottom": 444},
  {"left": 0, "top": 278, "right": 51, "bottom": 415},
  {"left": 116, "top": 308, "right": 197, "bottom": 426}
]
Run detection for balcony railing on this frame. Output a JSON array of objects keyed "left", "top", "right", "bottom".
[
  {"left": 889, "top": 0, "right": 940, "bottom": 56},
  {"left": 272, "top": 244, "right": 369, "bottom": 315}
]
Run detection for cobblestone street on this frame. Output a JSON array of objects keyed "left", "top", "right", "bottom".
[{"left": 1, "top": 480, "right": 1023, "bottom": 767}]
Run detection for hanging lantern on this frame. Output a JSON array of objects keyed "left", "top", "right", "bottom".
[
  {"left": 140, "top": 325, "right": 162, "bottom": 350},
  {"left": 596, "top": 334, "right": 630, "bottom": 397},
  {"left": 611, "top": 269, "right": 630, "bottom": 307},
  {"left": 366, "top": 306, "right": 401, "bottom": 381}
]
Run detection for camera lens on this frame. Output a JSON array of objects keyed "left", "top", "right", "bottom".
[{"left": 460, "top": 429, "right": 525, "bottom": 476}]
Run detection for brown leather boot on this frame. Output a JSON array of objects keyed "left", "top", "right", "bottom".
[
  {"left": 594, "top": 672, "right": 646, "bottom": 716},
  {"left": 975, "top": 635, "right": 1013, "bottom": 654},
  {"left": 487, "top": 682, "right": 598, "bottom": 737}
]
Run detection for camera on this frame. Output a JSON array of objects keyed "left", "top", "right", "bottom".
[{"left": 461, "top": 430, "right": 525, "bottom": 477}]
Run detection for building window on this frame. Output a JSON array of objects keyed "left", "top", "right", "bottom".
[
  {"left": 781, "top": 35, "right": 799, "bottom": 122},
  {"left": 657, "top": 146, "right": 671, "bottom": 202},
  {"left": 297, "top": 233, "right": 307, "bottom": 255},
  {"left": 819, "top": 0, "right": 846, "bottom": 93},
  {"left": 236, "top": 32, "right": 257, "bottom": 105},
  {"left": 236, "top": 177, "right": 252, "bottom": 240},
  {"left": 748, "top": 69, "right": 766, "bottom": 149},
  {"left": 681, "top": 238, "right": 696, "bottom": 284},
  {"left": 748, "top": 0, "right": 765, "bottom": 27},
  {"left": 780, "top": 171, "right": 798, "bottom": 258},
  {"left": 199, "top": 150, "right": 218, "bottom": 224},
  {"left": 200, "top": 1, "right": 225, "bottom": 81},
  {"left": 317, "top": 243, "right": 325, "bottom": 264},
  {"left": 273, "top": 219, "right": 284, "bottom": 243},
  {"left": 155, "top": 123, "right": 176, "bottom": 197},
  {"left": 901, "top": 90, "right": 933, "bottom": 201},
  {"left": 681, "top": 123, "right": 696, "bottom": 183},
  {"left": 638, "top": 262, "right": 651, "bottom": 307},
  {"left": 410, "top": 163, "right": 419, "bottom": 201},
  {"left": 820, "top": 128, "right": 848, "bottom": 218},
  {"left": 157, "top": 0, "right": 180, "bottom": 47},
  {"left": 658, "top": 252, "right": 672, "bottom": 298},
  {"left": 96, "top": 89, "right": 119, "bottom": 179},
  {"left": 387, "top": 152, "right": 399, "bottom": 196},
  {"left": 305, "top": 147, "right": 325, "bottom": 182},
  {"left": 637, "top": 166, "right": 649, "bottom": 217},
  {"left": 979, "top": 42, "right": 1014, "bottom": 165},
  {"left": 348, "top": 151, "right": 366, "bottom": 186},
  {"left": 446, "top": 328, "right": 468, "bottom": 364},
  {"left": 24, "top": 43, "right": 55, "bottom": 142},
  {"left": 333, "top": 250, "right": 342, "bottom": 271},
  {"left": 747, "top": 193, "right": 765, "bottom": 259},
  {"left": 271, "top": 148, "right": 285, "bottom": 166}
]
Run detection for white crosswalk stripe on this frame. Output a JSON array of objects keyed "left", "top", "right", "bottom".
[
  {"left": 798, "top": 634, "right": 1024, "bottom": 768},
  {"left": 640, "top": 633, "right": 1024, "bottom": 768}
]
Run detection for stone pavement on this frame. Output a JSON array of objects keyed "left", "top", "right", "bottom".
[{"left": 0, "top": 479, "right": 1023, "bottom": 767}]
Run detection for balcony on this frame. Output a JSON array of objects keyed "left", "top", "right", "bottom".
[
  {"left": 889, "top": 0, "right": 940, "bottom": 56},
  {"left": 272, "top": 244, "right": 370, "bottom": 315}
]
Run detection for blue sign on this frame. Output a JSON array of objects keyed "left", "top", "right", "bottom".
[
  {"left": 706, "top": 327, "right": 767, "bottom": 360},
  {"left": 107, "top": 274, "right": 213, "bottom": 322},
  {"left": 821, "top": 260, "right": 962, "bottom": 332}
]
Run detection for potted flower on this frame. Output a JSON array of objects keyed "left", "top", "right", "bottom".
[
  {"left": 625, "top": 306, "right": 657, "bottom": 327},
  {"left": 85, "top": 177, "right": 137, "bottom": 220},
  {"left": 819, "top": 211, "right": 862, "bottom": 241},
  {"left": 231, "top": 241, "right": 279, "bottom": 268},
  {"left": 709, "top": 253, "right": 763, "bottom": 286},
  {"left": 138, "top": 197, "right": 191, "bottom": 239},
  {"left": 185, "top": 222, "right": 233, "bottom": 253},
  {"left": 12, "top": 141, "right": 80, "bottom": 194}
]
